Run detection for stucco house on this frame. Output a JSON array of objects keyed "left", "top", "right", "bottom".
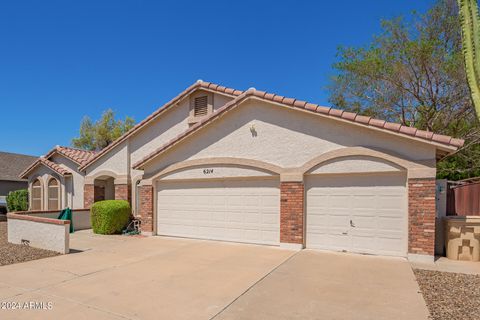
[{"left": 20, "top": 80, "right": 464, "bottom": 262}]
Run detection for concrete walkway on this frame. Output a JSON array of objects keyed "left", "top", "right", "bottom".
[
  {"left": 0, "top": 231, "right": 429, "bottom": 320},
  {"left": 411, "top": 256, "right": 480, "bottom": 275}
]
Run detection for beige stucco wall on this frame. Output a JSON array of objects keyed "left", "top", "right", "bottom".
[
  {"left": 309, "top": 156, "right": 402, "bottom": 175},
  {"left": 84, "top": 91, "right": 235, "bottom": 208},
  {"left": 8, "top": 218, "right": 69, "bottom": 254},
  {"left": 160, "top": 164, "right": 275, "bottom": 181},
  {"left": 130, "top": 92, "right": 235, "bottom": 170},
  {"left": 86, "top": 140, "right": 129, "bottom": 177},
  {"left": 51, "top": 155, "right": 85, "bottom": 209},
  {"left": 143, "top": 100, "right": 437, "bottom": 178},
  {"left": 213, "top": 93, "right": 234, "bottom": 111},
  {"left": 129, "top": 98, "right": 191, "bottom": 174}
]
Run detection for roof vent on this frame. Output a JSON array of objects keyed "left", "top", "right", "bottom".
[{"left": 193, "top": 96, "right": 208, "bottom": 117}]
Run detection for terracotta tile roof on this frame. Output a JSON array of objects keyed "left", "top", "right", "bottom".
[
  {"left": 133, "top": 88, "right": 465, "bottom": 169},
  {"left": 19, "top": 157, "right": 72, "bottom": 178},
  {"left": 78, "top": 80, "right": 243, "bottom": 171},
  {"left": 38, "top": 158, "right": 72, "bottom": 176},
  {"left": 19, "top": 146, "right": 96, "bottom": 179},
  {"left": 0, "top": 152, "right": 37, "bottom": 181},
  {"left": 53, "top": 146, "right": 96, "bottom": 165}
]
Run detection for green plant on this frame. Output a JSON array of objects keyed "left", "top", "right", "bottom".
[
  {"left": 458, "top": 0, "right": 480, "bottom": 120},
  {"left": 90, "top": 200, "right": 131, "bottom": 234},
  {"left": 72, "top": 109, "right": 135, "bottom": 151},
  {"left": 6, "top": 189, "right": 28, "bottom": 212}
]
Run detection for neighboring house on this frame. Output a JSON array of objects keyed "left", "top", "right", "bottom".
[
  {"left": 19, "top": 146, "right": 96, "bottom": 211},
  {"left": 0, "top": 151, "right": 37, "bottom": 212},
  {"left": 21, "top": 80, "right": 464, "bottom": 262}
]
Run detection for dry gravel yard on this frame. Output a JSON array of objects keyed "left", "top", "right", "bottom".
[
  {"left": 414, "top": 269, "right": 480, "bottom": 320},
  {"left": 0, "top": 220, "right": 58, "bottom": 266}
]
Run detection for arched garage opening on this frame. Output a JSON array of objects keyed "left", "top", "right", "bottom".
[
  {"left": 304, "top": 154, "right": 408, "bottom": 257},
  {"left": 151, "top": 160, "right": 282, "bottom": 245}
]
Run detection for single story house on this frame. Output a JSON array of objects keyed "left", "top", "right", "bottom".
[
  {"left": 20, "top": 80, "right": 464, "bottom": 262},
  {"left": 0, "top": 151, "right": 37, "bottom": 212}
]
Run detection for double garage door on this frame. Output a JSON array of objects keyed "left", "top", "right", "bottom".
[
  {"left": 157, "top": 179, "right": 280, "bottom": 245},
  {"left": 156, "top": 173, "right": 407, "bottom": 256}
]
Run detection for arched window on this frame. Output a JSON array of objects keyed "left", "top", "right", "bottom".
[
  {"left": 48, "top": 178, "right": 60, "bottom": 210},
  {"left": 31, "top": 179, "right": 42, "bottom": 210}
]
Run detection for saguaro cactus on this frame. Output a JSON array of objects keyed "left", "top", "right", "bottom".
[{"left": 458, "top": 0, "right": 480, "bottom": 119}]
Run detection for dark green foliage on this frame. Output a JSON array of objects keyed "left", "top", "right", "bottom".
[
  {"left": 6, "top": 189, "right": 28, "bottom": 212},
  {"left": 71, "top": 109, "right": 135, "bottom": 151},
  {"left": 90, "top": 200, "right": 131, "bottom": 235},
  {"left": 328, "top": 0, "right": 480, "bottom": 180}
]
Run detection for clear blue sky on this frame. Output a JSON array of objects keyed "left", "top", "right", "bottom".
[{"left": 0, "top": 0, "right": 435, "bottom": 156}]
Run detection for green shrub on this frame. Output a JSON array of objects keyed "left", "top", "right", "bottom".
[
  {"left": 91, "top": 200, "right": 131, "bottom": 234},
  {"left": 6, "top": 189, "right": 29, "bottom": 212}
]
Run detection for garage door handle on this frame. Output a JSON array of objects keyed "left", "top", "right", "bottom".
[{"left": 350, "top": 220, "right": 355, "bottom": 228}]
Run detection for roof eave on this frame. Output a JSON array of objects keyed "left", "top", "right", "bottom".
[
  {"left": 133, "top": 93, "right": 463, "bottom": 170},
  {"left": 19, "top": 159, "right": 72, "bottom": 179},
  {"left": 78, "top": 81, "right": 243, "bottom": 171}
]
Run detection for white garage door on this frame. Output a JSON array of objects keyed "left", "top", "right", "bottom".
[
  {"left": 156, "top": 179, "right": 280, "bottom": 245},
  {"left": 306, "top": 173, "right": 407, "bottom": 256}
]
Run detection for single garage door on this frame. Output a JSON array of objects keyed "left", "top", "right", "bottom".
[
  {"left": 156, "top": 179, "right": 280, "bottom": 245},
  {"left": 306, "top": 173, "right": 407, "bottom": 256}
]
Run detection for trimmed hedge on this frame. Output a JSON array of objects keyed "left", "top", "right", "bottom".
[
  {"left": 6, "top": 189, "right": 29, "bottom": 212},
  {"left": 90, "top": 200, "right": 131, "bottom": 234}
]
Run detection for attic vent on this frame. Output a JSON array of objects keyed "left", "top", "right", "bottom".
[{"left": 194, "top": 96, "right": 208, "bottom": 117}]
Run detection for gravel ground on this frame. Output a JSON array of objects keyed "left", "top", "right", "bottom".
[
  {"left": 0, "top": 220, "right": 59, "bottom": 266},
  {"left": 414, "top": 268, "right": 480, "bottom": 320}
]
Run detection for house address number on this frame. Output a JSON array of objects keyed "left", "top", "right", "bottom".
[{"left": 203, "top": 169, "right": 214, "bottom": 175}]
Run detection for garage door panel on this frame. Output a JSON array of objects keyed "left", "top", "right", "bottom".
[
  {"left": 351, "top": 235, "right": 376, "bottom": 251},
  {"left": 352, "top": 216, "right": 376, "bottom": 229},
  {"left": 306, "top": 173, "right": 407, "bottom": 256},
  {"left": 157, "top": 179, "right": 280, "bottom": 245},
  {"left": 328, "top": 215, "right": 350, "bottom": 228},
  {"left": 309, "top": 233, "right": 350, "bottom": 251},
  {"left": 377, "top": 217, "right": 402, "bottom": 230}
]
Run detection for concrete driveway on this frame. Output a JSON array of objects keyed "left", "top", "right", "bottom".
[{"left": 0, "top": 231, "right": 429, "bottom": 320}]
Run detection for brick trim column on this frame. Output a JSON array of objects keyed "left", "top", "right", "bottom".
[
  {"left": 84, "top": 184, "right": 94, "bottom": 209},
  {"left": 139, "top": 185, "right": 154, "bottom": 234},
  {"left": 114, "top": 184, "right": 131, "bottom": 203},
  {"left": 280, "top": 182, "right": 304, "bottom": 246},
  {"left": 408, "top": 178, "right": 436, "bottom": 257}
]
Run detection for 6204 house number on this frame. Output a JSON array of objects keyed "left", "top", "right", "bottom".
[{"left": 203, "top": 169, "right": 214, "bottom": 175}]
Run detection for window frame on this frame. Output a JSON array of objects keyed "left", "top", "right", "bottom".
[
  {"left": 31, "top": 178, "right": 43, "bottom": 211},
  {"left": 47, "top": 177, "right": 60, "bottom": 211}
]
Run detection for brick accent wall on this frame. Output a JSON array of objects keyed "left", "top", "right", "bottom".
[
  {"left": 115, "top": 184, "right": 131, "bottom": 203},
  {"left": 280, "top": 182, "right": 304, "bottom": 244},
  {"left": 84, "top": 184, "right": 94, "bottom": 209},
  {"left": 408, "top": 178, "right": 436, "bottom": 256},
  {"left": 139, "top": 185, "right": 154, "bottom": 233}
]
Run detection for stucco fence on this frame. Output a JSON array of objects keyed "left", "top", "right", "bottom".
[{"left": 6, "top": 209, "right": 91, "bottom": 254}]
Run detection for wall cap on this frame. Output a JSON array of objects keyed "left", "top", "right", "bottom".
[{"left": 7, "top": 212, "right": 70, "bottom": 225}]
